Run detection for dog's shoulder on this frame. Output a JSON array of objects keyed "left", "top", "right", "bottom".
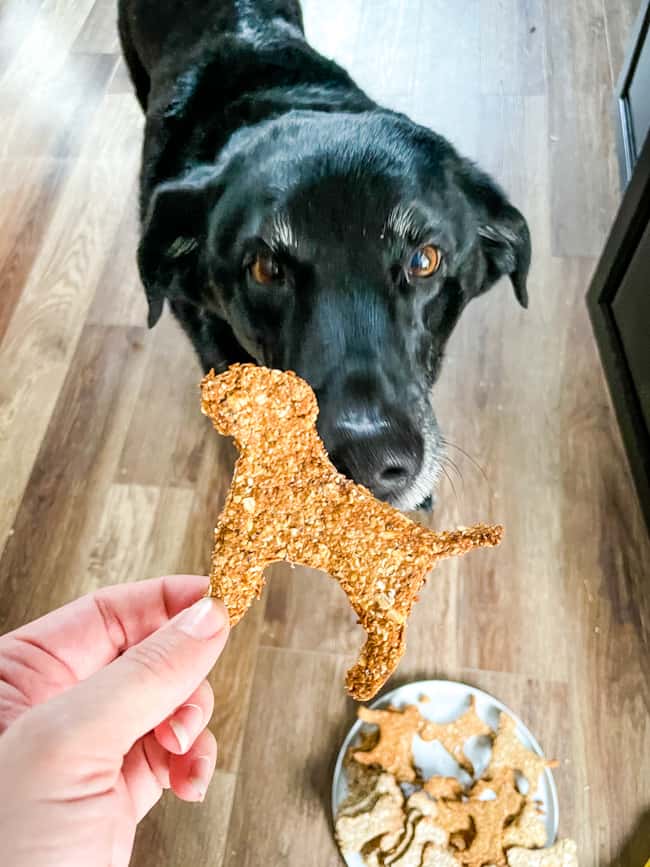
[{"left": 141, "top": 27, "right": 372, "bottom": 202}]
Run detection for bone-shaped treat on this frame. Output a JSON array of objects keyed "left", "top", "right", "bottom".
[{"left": 201, "top": 364, "right": 503, "bottom": 700}]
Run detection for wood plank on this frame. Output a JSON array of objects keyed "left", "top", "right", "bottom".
[
  {"left": 354, "top": 0, "right": 423, "bottom": 107},
  {"left": 142, "top": 485, "right": 197, "bottom": 579},
  {"left": 0, "top": 0, "right": 43, "bottom": 78},
  {"left": 222, "top": 647, "right": 353, "bottom": 867},
  {"left": 559, "top": 262, "right": 650, "bottom": 863},
  {"left": 426, "top": 92, "right": 566, "bottom": 683},
  {"left": 545, "top": 0, "right": 620, "bottom": 255},
  {"left": 86, "top": 483, "right": 160, "bottom": 590},
  {"left": 108, "top": 56, "right": 136, "bottom": 95},
  {"left": 1, "top": 51, "right": 116, "bottom": 159},
  {"left": 0, "top": 157, "right": 70, "bottom": 342},
  {"left": 86, "top": 185, "right": 148, "bottom": 327},
  {"left": 131, "top": 771, "right": 237, "bottom": 867},
  {"left": 478, "top": 0, "right": 547, "bottom": 96},
  {"left": 0, "top": 324, "right": 149, "bottom": 631},
  {"left": 0, "top": 0, "right": 97, "bottom": 122},
  {"left": 0, "top": 95, "right": 142, "bottom": 553},
  {"left": 602, "top": 0, "right": 644, "bottom": 84},
  {"left": 72, "top": 0, "right": 120, "bottom": 54},
  {"left": 447, "top": 256, "right": 569, "bottom": 683},
  {"left": 301, "top": 0, "right": 365, "bottom": 82},
  {"left": 87, "top": 481, "right": 195, "bottom": 587},
  {"left": 260, "top": 563, "right": 367, "bottom": 657},
  {"left": 117, "top": 314, "right": 211, "bottom": 488},
  {"left": 409, "top": 1, "right": 482, "bottom": 149}
]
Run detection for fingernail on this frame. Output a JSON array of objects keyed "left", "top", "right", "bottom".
[
  {"left": 169, "top": 703, "right": 203, "bottom": 754},
  {"left": 188, "top": 756, "right": 213, "bottom": 802},
  {"left": 177, "top": 597, "right": 227, "bottom": 640}
]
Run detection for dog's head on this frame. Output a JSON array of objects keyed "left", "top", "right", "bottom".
[{"left": 140, "top": 111, "right": 530, "bottom": 509}]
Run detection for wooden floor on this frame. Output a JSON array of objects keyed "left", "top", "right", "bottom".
[{"left": 1, "top": 1, "right": 649, "bottom": 864}]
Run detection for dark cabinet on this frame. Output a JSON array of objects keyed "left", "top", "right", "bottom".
[
  {"left": 617, "top": 0, "right": 650, "bottom": 183},
  {"left": 611, "top": 222, "right": 650, "bottom": 435},
  {"left": 588, "top": 0, "right": 650, "bottom": 532}
]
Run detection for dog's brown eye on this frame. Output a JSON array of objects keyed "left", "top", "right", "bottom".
[
  {"left": 250, "top": 251, "right": 282, "bottom": 285},
  {"left": 407, "top": 244, "right": 441, "bottom": 278}
]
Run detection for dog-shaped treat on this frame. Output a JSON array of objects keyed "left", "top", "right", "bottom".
[{"left": 201, "top": 364, "right": 502, "bottom": 700}]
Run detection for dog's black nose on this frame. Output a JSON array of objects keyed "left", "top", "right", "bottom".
[{"left": 328, "top": 425, "right": 423, "bottom": 502}]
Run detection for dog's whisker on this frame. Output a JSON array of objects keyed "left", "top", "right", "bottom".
[
  {"left": 442, "top": 453, "right": 464, "bottom": 486},
  {"left": 440, "top": 438, "right": 488, "bottom": 483},
  {"left": 440, "top": 462, "right": 459, "bottom": 504}
]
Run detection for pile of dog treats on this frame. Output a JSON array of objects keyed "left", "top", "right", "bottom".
[{"left": 335, "top": 699, "right": 577, "bottom": 866}]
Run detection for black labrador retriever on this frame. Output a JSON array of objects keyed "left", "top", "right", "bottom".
[{"left": 118, "top": 0, "right": 530, "bottom": 510}]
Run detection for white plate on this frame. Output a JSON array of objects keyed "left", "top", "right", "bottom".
[{"left": 331, "top": 680, "right": 559, "bottom": 867}]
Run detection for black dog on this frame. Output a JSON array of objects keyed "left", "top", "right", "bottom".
[{"left": 119, "top": 0, "right": 530, "bottom": 510}]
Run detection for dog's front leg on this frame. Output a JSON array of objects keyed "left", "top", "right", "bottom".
[{"left": 208, "top": 527, "right": 271, "bottom": 624}]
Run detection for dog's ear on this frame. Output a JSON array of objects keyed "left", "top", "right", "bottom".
[
  {"left": 138, "top": 166, "right": 220, "bottom": 327},
  {"left": 461, "top": 167, "right": 531, "bottom": 308}
]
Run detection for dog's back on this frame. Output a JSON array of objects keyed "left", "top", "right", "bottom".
[{"left": 119, "top": 0, "right": 304, "bottom": 109}]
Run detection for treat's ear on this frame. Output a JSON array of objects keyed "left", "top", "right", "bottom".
[
  {"left": 137, "top": 165, "right": 221, "bottom": 327},
  {"left": 462, "top": 167, "right": 531, "bottom": 308},
  {"left": 201, "top": 368, "right": 244, "bottom": 438},
  {"left": 269, "top": 369, "right": 319, "bottom": 430}
]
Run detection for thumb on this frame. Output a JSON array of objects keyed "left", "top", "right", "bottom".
[{"left": 41, "top": 596, "right": 229, "bottom": 756}]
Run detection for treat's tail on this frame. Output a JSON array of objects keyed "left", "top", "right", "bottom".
[{"left": 430, "top": 523, "right": 503, "bottom": 560}]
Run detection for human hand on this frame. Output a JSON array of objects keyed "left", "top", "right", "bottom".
[{"left": 0, "top": 575, "right": 229, "bottom": 867}]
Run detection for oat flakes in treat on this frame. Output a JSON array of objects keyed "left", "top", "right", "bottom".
[
  {"left": 388, "top": 815, "right": 449, "bottom": 867},
  {"left": 420, "top": 696, "right": 493, "bottom": 773},
  {"left": 424, "top": 776, "right": 465, "bottom": 801},
  {"left": 383, "top": 789, "right": 446, "bottom": 867},
  {"left": 344, "top": 728, "right": 382, "bottom": 796},
  {"left": 338, "top": 772, "right": 403, "bottom": 819},
  {"left": 362, "top": 848, "right": 383, "bottom": 867},
  {"left": 378, "top": 793, "right": 449, "bottom": 867},
  {"left": 422, "top": 845, "right": 462, "bottom": 867},
  {"left": 379, "top": 828, "right": 406, "bottom": 854},
  {"left": 502, "top": 800, "right": 547, "bottom": 849},
  {"left": 450, "top": 832, "right": 468, "bottom": 851},
  {"left": 433, "top": 800, "right": 473, "bottom": 838},
  {"left": 486, "top": 714, "right": 558, "bottom": 793},
  {"left": 438, "top": 770, "right": 523, "bottom": 867},
  {"left": 335, "top": 787, "right": 405, "bottom": 854},
  {"left": 380, "top": 808, "right": 420, "bottom": 865},
  {"left": 201, "top": 364, "right": 503, "bottom": 700},
  {"left": 406, "top": 790, "right": 440, "bottom": 817},
  {"left": 507, "top": 839, "right": 578, "bottom": 867},
  {"left": 353, "top": 705, "right": 422, "bottom": 782}
]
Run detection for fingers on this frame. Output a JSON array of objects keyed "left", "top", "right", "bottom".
[
  {"left": 0, "top": 575, "right": 210, "bottom": 682},
  {"left": 121, "top": 733, "right": 169, "bottom": 822},
  {"left": 169, "top": 727, "right": 218, "bottom": 802},
  {"left": 123, "top": 683, "right": 218, "bottom": 819},
  {"left": 154, "top": 679, "right": 214, "bottom": 755},
  {"left": 142, "top": 732, "right": 171, "bottom": 790},
  {"left": 123, "top": 729, "right": 218, "bottom": 815},
  {"left": 32, "top": 596, "right": 229, "bottom": 759}
]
